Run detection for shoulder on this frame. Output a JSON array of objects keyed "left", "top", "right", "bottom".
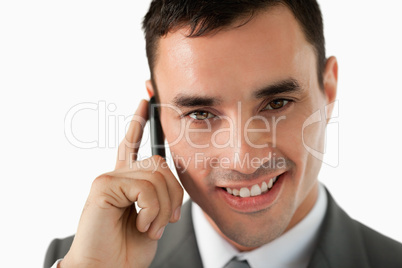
[
  {"left": 356, "top": 221, "right": 402, "bottom": 267},
  {"left": 311, "top": 188, "right": 402, "bottom": 268}
]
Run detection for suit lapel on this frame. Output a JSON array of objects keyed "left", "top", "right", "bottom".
[
  {"left": 150, "top": 201, "right": 203, "bottom": 268},
  {"left": 308, "top": 189, "right": 371, "bottom": 268}
]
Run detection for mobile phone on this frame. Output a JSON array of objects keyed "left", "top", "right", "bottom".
[{"left": 149, "top": 96, "right": 166, "bottom": 158}]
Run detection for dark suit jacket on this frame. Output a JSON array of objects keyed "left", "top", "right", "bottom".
[{"left": 44, "top": 189, "right": 402, "bottom": 268}]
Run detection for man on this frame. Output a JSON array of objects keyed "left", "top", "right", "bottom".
[{"left": 44, "top": 0, "right": 402, "bottom": 267}]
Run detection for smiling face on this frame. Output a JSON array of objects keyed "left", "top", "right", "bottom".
[{"left": 149, "top": 5, "right": 337, "bottom": 250}]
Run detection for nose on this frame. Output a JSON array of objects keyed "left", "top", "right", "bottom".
[{"left": 214, "top": 113, "right": 276, "bottom": 174}]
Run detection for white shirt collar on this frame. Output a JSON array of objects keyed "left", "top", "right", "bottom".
[{"left": 192, "top": 183, "right": 328, "bottom": 268}]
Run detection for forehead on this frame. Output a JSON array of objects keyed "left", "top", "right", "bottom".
[{"left": 154, "top": 5, "right": 315, "bottom": 99}]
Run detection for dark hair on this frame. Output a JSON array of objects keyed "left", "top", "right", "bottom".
[{"left": 142, "top": 0, "right": 326, "bottom": 90}]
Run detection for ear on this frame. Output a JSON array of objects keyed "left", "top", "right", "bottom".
[
  {"left": 322, "top": 56, "right": 338, "bottom": 123},
  {"left": 146, "top": 80, "right": 155, "bottom": 98}
]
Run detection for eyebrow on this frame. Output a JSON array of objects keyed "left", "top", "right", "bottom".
[
  {"left": 253, "top": 78, "right": 303, "bottom": 99},
  {"left": 172, "top": 94, "right": 222, "bottom": 108},
  {"left": 171, "top": 78, "right": 302, "bottom": 108}
]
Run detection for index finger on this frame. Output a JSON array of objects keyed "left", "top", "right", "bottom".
[{"left": 115, "top": 99, "right": 148, "bottom": 169}]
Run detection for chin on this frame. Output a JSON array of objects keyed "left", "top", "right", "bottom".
[{"left": 210, "top": 197, "right": 296, "bottom": 249}]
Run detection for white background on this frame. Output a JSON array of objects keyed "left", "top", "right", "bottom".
[{"left": 1, "top": 1, "right": 402, "bottom": 267}]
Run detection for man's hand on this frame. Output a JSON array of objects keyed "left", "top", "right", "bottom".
[{"left": 61, "top": 99, "right": 184, "bottom": 268}]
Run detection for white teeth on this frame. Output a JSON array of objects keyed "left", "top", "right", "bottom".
[
  {"left": 261, "top": 182, "right": 268, "bottom": 192},
  {"left": 268, "top": 178, "right": 273, "bottom": 189},
  {"left": 250, "top": 184, "right": 262, "bottom": 196},
  {"left": 240, "top": 187, "right": 250, "bottom": 198},
  {"left": 232, "top": 189, "right": 240, "bottom": 196},
  {"left": 225, "top": 175, "right": 280, "bottom": 197}
]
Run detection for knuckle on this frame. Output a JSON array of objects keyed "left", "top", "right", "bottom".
[
  {"left": 151, "top": 154, "right": 164, "bottom": 163},
  {"left": 138, "top": 179, "right": 154, "bottom": 190},
  {"left": 141, "top": 192, "right": 160, "bottom": 212},
  {"left": 92, "top": 174, "right": 113, "bottom": 187},
  {"left": 151, "top": 171, "right": 165, "bottom": 183},
  {"left": 151, "top": 155, "right": 167, "bottom": 168},
  {"left": 137, "top": 180, "right": 159, "bottom": 206}
]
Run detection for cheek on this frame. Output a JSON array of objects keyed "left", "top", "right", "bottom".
[
  {"left": 169, "top": 148, "right": 212, "bottom": 207},
  {"left": 275, "top": 105, "right": 326, "bottom": 203},
  {"left": 301, "top": 109, "right": 327, "bottom": 153},
  {"left": 161, "top": 116, "right": 184, "bottom": 146},
  {"left": 274, "top": 114, "right": 307, "bottom": 162},
  {"left": 164, "top": 122, "right": 212, "bottom": 195},
  {"left": 275, "top": 108, "right": 325, "bottom": 178}
]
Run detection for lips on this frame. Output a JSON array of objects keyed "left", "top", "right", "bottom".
[{"left": 217, "top": 172, "right": 287, "bottom": 213}]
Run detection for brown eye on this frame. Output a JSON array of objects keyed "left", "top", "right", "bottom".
[
  {"left": 189, "top": 111, "right": 215, "bottom": 120},
  {"left": 265, "top": 99, "right": 289, "bottom": 110}
]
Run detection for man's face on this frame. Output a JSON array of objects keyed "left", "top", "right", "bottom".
[{"left": 152, "top": 6, "right": 335, "bottom": 249}]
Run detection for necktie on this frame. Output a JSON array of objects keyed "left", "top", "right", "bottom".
[{"left": 224, "top": 257, "right": 250, "bottom": 268}]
